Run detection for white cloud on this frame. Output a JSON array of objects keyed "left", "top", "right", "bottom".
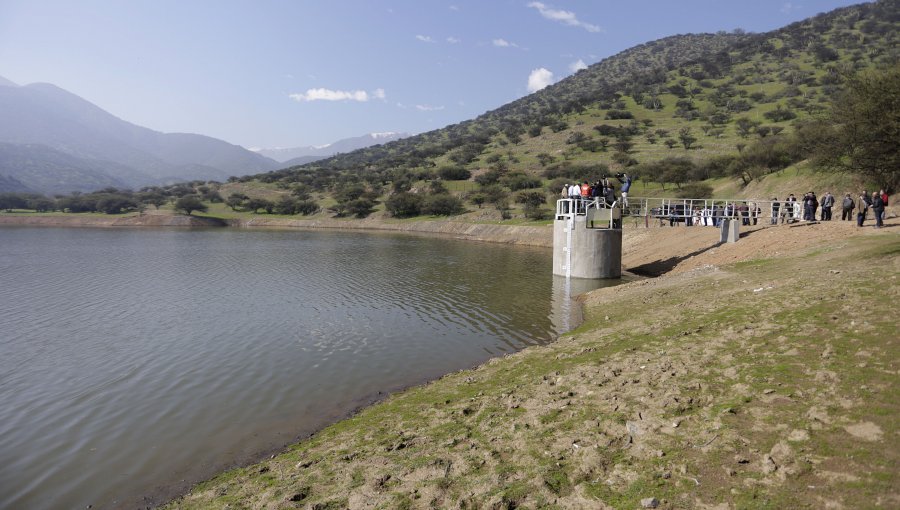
[
  {"left": 780, "top": 2, "right": 801, "bottom": 13},
  {"left": 449, "top": 4, "right": 459, "bottom": 11},
  {"left": 569, "top": 59, "right": 588, "bottom": 73},
  {"left": 289, "top": 88, "right": 383, "bottom": 102},
  {"left": 446, "top": 36, "right": 460, "bottom": 44},
  {"left": 416, "top": 104, "right": 445, "bottom": 111},
  {"left": 527, "top": 68, "right": 554, "bottom": 93},
  {"left": 527, "top": 2, "right": 602, "bottom": 33},
  {"left": 493, "top": 38, "right": 517, "bottom": 48},
  {"left": 416, "top": 34, "right": 435, "bottom": 43}
]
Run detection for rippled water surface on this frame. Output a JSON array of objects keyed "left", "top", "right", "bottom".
[{"left": 0, "top": 227, "right": 614, "bottom": 508}]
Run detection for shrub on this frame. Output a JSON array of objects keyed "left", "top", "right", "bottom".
[
  {"left": 515, "top": 190, "right": 547, "bottom": 208},
  {"left": 605, "top": 109, "right": 634, "bottom": 120},
  {"left": 0, "top": 192, "right": 30, "bottom": 211},
  {"left": 763, "top": 105, "right": 797, "bottom": 122},
  {"left": 385, "top": 192, "right": 424, "bottom": 218},
  {"left": 344, "top": 198, "right": 376, "bottom": 218},
  {"left": 295, "top": 200, "right": 320, "bottom": 216},
  {"left": 27, "top": 197, "right": 56, "bottom": 212},
  {"left": 421, "top": 194, "right": 464, "bottom": 216},
  {"left": 523, "top": 204, "right": 549, "bottom": 220},
  {"left": 96, "top": 194, "right": 139, "bottom": 214},
  {"left": 437, "top": 166, "right": 472, "bottom": 180},
  {"left": 474, "top": 170, "right": 502, "bottom": 186},
  {"left": 245, "top": 198, "right": 273, "bottom": 213},
  {"left": 565, "top": 132, "right": 588, "bottom": 145},
  {"left": 676, "top": 182, "right": 714, "bottom": 199},
  {"left": 503, "top": 173, "right": 542, "bottom": 191}
]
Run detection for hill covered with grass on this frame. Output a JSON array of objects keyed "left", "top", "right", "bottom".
[{"left": 234, "top": 1, "right": 896, "bottom": 209}]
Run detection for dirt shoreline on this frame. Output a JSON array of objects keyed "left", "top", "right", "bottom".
[{"left": 0, "top": 213, "right": 555, "bottom": 247}]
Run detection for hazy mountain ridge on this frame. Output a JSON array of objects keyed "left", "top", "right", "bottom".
[
  {"left": 0, "top": 173, "right": 33, "bottom": 193},
  {"left": 0, "top": 142, "right": 138, "bottom": 193},
  {"left": 257, "top": 132, "right": 409, "bottom": 163},
  {"left": 0, "top": 79, "right": 280, "bottom": 193}
]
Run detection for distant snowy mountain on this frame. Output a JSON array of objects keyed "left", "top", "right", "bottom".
[{"left": 257, "top": 132, "right": 409, "bottom": 163}]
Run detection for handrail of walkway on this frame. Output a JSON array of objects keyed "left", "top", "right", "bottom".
[
  {"left": 558, "top": 197, "right": 814, "bottom": 227},
  {"left": 555, "top": 198, "right": 621, "bottom": 229}
]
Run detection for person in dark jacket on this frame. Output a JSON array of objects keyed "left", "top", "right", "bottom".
[
  {"left": 841, "top": 192, "right": 855, "bottom": 221},
  {"left": 603, "top": 184, "right": 616, "bottom": 206},
  {"left": 803, "top": 192, "right": 818, "bottom": 221},
  {"left": 872, "top": 190, "right": 885, "bottom": 228},
  {"left": 820, "top": 191, "right": 834, "bottom": 221}
]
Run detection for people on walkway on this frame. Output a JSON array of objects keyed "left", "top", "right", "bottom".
[
  {"left": 567, "top": 181, "right": 580, "bottom": 199},
  {"left": 617, "top": 173, "right": 633, "bottom": 208},
  {"left": 552, "top": 183, "right": 890, "bottom": 229}
]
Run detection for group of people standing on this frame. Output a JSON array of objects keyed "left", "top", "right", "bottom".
[
  {"left": 560, "top": 173, "right": 632, "bottom": 207},
  {"left": 770, "top": 189, "right": 888, "bottom": 228},
  {"left": 560, "top": 173, "right": 634, "bottom": 208},
  {"left": 849, "top": 189, "right": 888, "bottom": 228}
]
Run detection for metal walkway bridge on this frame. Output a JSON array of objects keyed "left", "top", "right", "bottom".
[{"left": 557, "top": 197, "right": 807, "bottom": 228}]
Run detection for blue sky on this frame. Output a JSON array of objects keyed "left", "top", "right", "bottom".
[{"left": 0, "top": 0, "right": 859, "bottom": 149}]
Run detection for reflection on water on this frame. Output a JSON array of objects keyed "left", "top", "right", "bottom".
[{"left": 0, "top": 227, "right": 621, "bottom": 509}]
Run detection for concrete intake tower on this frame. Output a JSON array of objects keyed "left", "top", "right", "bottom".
[{"left": 552, "top": 199, "right": 622, "bottom": 279}]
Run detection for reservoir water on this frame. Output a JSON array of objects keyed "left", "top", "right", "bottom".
[{"left": 0, "top": 227, "right": 614, "bottom": 508}]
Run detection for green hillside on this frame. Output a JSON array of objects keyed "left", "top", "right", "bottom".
[{"left": 214, "top": 0, "right": 894, "bottom": 220}]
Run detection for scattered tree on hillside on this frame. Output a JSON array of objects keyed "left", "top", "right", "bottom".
[
  {"left": 536, "top": 152, "right": 555, "bottom": 167},
  {"left": 0, "top": 192, "right": 28, "bottom": 211},
  {"left": 815, "top": 67, "right": 900, "bottom": 192},
  {"left": 226, "top": 193, "right": 247, "bottom": 211},
  {"left": 385, "top": 192, "right": 423, "bottom": 218},
  {"left": 678, "top": 127, "right": 697, "bottom": 150},
  {"left": 174, "top": 195, "right": 208, "bottom": 216}
]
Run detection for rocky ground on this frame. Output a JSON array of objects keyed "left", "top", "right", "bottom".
[{"left": 164, "top": 217, "right": 898, "bottom": 509}]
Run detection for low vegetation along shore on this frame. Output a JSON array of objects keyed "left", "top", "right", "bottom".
[{"left": 159, "top": 219, "right": 898, "bottom": 509}]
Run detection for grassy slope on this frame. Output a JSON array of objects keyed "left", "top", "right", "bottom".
[{"left": 167, "top": 230, "right": 899, "bottom": 510}]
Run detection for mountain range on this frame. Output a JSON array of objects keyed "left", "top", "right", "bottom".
[
  {"left": 255, "top": 132, "right": 409, "bottom": 166},
  {"left": 0, "top": 76, "right": 286, "bottom": 193}
]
